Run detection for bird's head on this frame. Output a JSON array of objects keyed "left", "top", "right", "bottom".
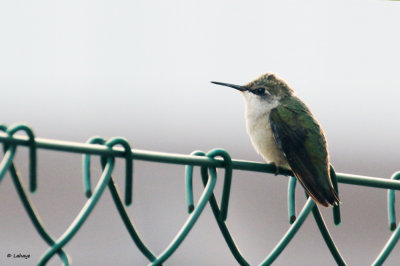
[{"left": 211, "top": 73, "right": 294, "bottom": 105}]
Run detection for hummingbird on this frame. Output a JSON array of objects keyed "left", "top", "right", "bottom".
[{"left": 211, "top": 73, "right": 340, "bottom": 207}]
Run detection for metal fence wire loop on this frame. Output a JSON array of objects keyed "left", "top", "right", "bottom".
[
  {"left": 83, "top": 136, "right": 105, "bottom": 197},
  {"left": 0, "top": 124, "right": 70, "bottom": 265},
  {"left": 287, "top": 176, "right": 297, "bottom": 224},
  {"left": 104, "top": 137, "right": 134, "bottom": 206},
  {"left": 84, "top": 136, "right": 159, "bottom": 264},
  {"left": 387, "top": 171, "right": 400, "bottom": 230},
  {"left": 185, "top": 150, "right": 206, "bottom": 213},
  {"left": 185, "top": 149, "right": 233, "bottom": 222},
  {"left": 0, "top": 124, "right": 37, "bottom": 192},
  {"left": 207, "top": 149, "right": 233, "bottom": 222},
  {"left": 330, "top": 165, "right": 341, "bottom": 225},
  {"left": 4, "top": 123, "right": 400, "bottom": 265},
  {"left": 0, "top": 137, "right": 17, "bottom": 184},
  {"left": 372, "top": 172, "right": 400, "bottom": 265},
  {"left": 83, "top": 137, "right": 133, "bottom": 205}
]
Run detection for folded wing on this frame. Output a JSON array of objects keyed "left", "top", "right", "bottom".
[{"left": 269, "top": 100, "right": 339, "bottom": 207}]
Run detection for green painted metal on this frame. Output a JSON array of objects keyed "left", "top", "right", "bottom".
[
  {"left": 38, "top": 156, "right": 115, "bottom": 265},
  {"left": 387, "top": 171, "right": 400, "bottom": 230},
  {"left": 286, "top": 175, "right": 345, "bottom": 265},
  {"left": 1, "top": 133, "right": 400, "bottom": 190},
  {"left": 310, "top": 197, "right": 345, "bottom": 265},
  {"left": 1, "top": 123, "right": 400, "bottom": 265},
  {"left": 288, "top": 176, "right": 297, "bottom": 224},
  {"left": 9, "top": 162, "right": 70, "bottom": 265},
  {"left": 0, "top": 143, "right": 16, "bottom": 182},
  {"left": 262, "top": 198, "right": 315, "bottom": 265},
  {"left": 83, "top": 136, "right": 133, "bottom": 205},
  {"left": 151, "top": 151, "right": 218, "bottom": 265},
  {"left": 330, "top": 165, "right": 341, "bottom": 225},
  {"left": 372, "top": 171, "right": 400, "bottom": 265},
  {"left": 287, "top": 165, "right": 341, "bottom": 226},
  {"left": 0, "top": 126, "right": 69, "bottom": 264},
  {"left": 186, "top": 149, "right": 233, "bottom": 221},
  {"left": 84, "top": 136, "right": 158, "bottom": 263},
  {"left": 373, "top": 222, "right": 400, "bottom": 265},
  {"left": 0, "top": 124, "right": 36, "bottom": 192}
]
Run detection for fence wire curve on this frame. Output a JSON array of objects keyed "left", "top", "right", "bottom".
[{"left": 1, "top": 123, "right": 400, "bottom": 265}]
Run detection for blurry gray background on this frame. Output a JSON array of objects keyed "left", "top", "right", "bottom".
[{"left": 1, "top": 0, "right": 400, "bottom": 265}]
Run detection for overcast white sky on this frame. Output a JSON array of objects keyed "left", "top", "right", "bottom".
[{"left": 1, "top": 1, "right": 400, "bottom": 265}]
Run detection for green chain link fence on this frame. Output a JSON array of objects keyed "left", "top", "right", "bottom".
[{"left": 1, "top": 123, "right": 400, "bottom": 265}]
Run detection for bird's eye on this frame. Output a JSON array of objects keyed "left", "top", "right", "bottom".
[{"left": 253, "top": 88, "right": 266, "bottom": 96}]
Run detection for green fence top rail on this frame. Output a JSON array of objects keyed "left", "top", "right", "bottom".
[
  {"left": 0, "top": 123, "right": 400, "bottom": 265},
  {"left": 1, "top": 133, "right": 399, "bottom": 190}
]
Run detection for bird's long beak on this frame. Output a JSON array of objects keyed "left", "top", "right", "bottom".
[{"left": 211, "top": 81, "right": 248, "bottom": 91}]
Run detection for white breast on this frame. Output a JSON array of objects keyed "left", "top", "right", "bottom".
[{"left": 243, "top": 93, "right": 289, "bottom": 168}]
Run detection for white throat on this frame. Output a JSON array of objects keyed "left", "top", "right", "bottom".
[
  {"left": 243, "top": 92, "right": 279, "bottom": 122},
  {"left": 242, "top": 92, "right": 289, "bottom": 168}
]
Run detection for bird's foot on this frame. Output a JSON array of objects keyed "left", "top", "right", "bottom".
[{"left": 272, "top": 162, "right": 280, "bottom": 176}]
